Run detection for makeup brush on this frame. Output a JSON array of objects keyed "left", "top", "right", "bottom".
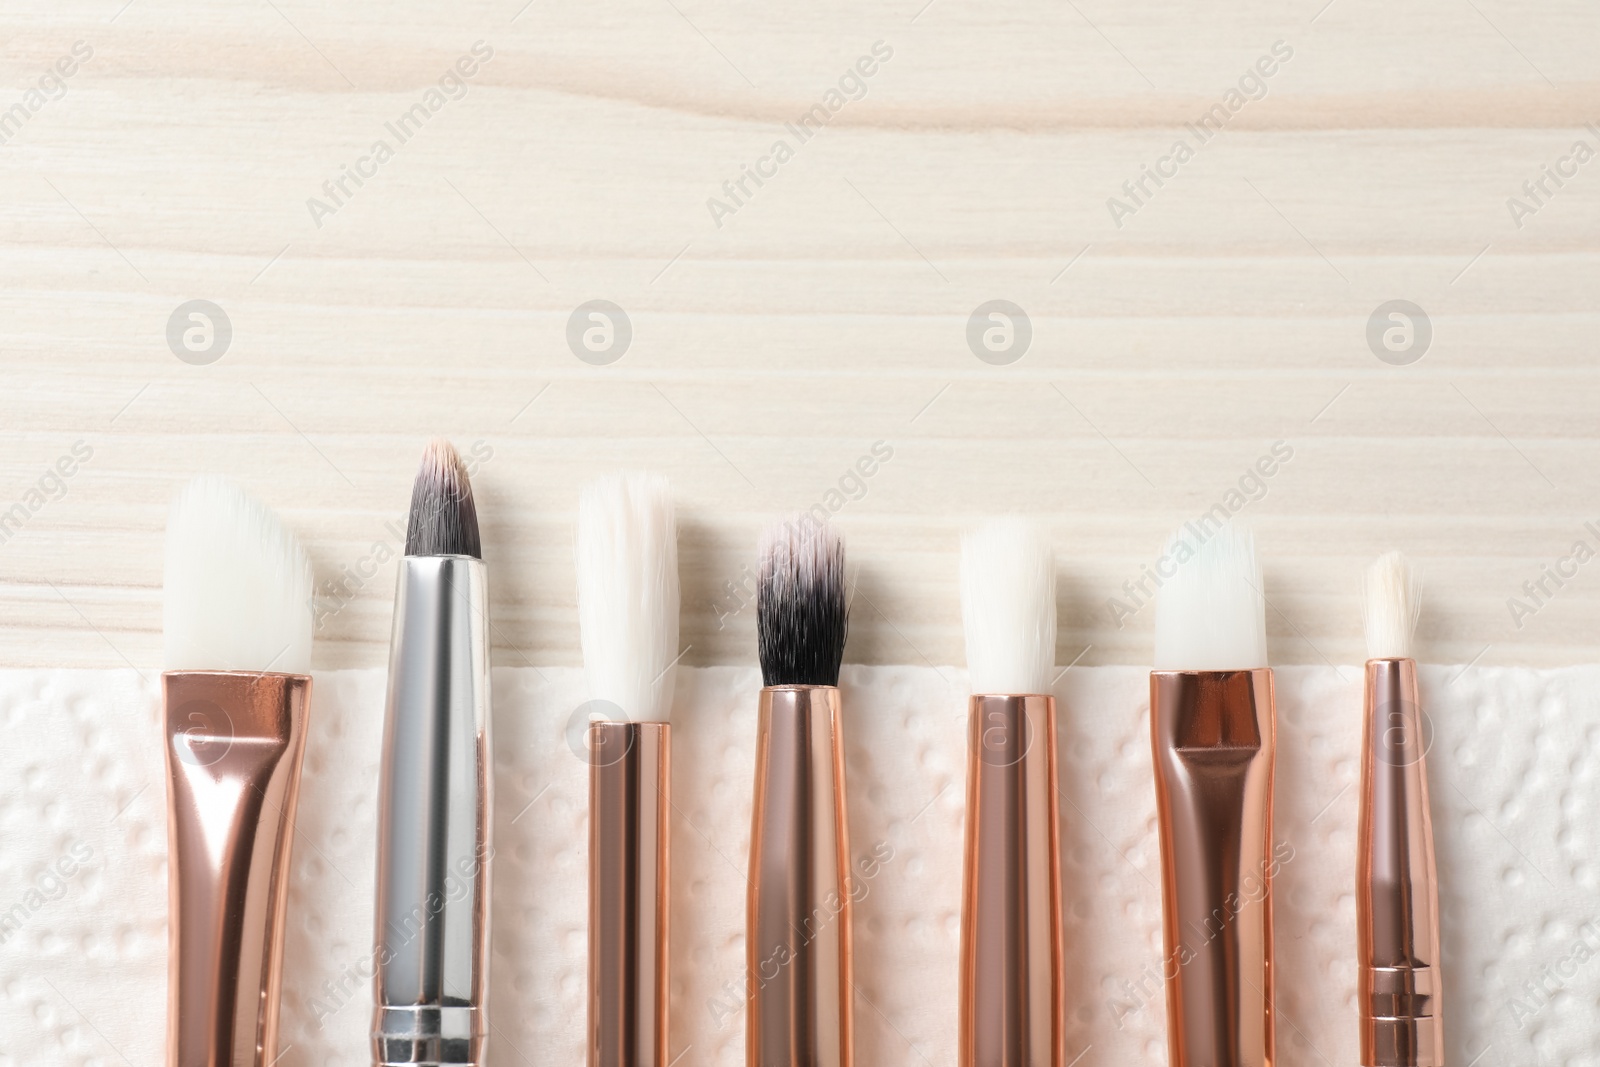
[
  {"left": 748, "top": 517, "right": 853, "bottom": 1067},
  {"left": 1149, "top": 523, "right": 1276, "bottom": 1067},
  {"left": 958, "top": 518, "right": 1063, "bottom": 1067},
  {"left": 1358, "top": 552, "right": 1444, "bottom": 1067},
  {"left": 162, "top": 475, "right": 314, "bottom": 1067},
  {"left": 577, "top": 472, "right": 679, "bottom": 1067},
  {"left": 372, "top": 439, "right": 492, "bottom": 1067}
]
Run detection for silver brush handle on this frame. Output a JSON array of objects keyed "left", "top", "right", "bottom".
[{"left": 373, "top": 555, "right": 493, "bottom": 1067}]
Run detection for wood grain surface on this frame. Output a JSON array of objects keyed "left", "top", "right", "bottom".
[{"left": 3, "top": 0, "right": 1600, "bottom": 671}]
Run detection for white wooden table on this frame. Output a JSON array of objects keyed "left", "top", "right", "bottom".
[{"left": 3, "top": 0, "right": 1598, "bottom": 671}]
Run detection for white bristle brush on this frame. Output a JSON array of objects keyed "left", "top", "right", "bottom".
[
  {"left": 163, "top": 475, "right": 314, "bottom": 673},
  {"left": 159, "top": 475, "right": 314, "bottom": 1067},
  {"left": 1364, "top": 550, "right": 1420, "bottom": 661},
  {"left": 1153, "top": 523, "right": 1267, "bottom": 672},
  {"left": 960, "top": 518, "right": 1056, "bottom": 694},
  {"left": 576, "top": 472, "right": 680, "bottom": 721}
]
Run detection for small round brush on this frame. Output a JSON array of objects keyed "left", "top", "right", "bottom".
[
  {"left": 1358, "top": 552, "right": 1444, "bottom": 1067},
  {"left": 747, "top": 516, "right": 853, "bottom": 1067},
  {"left": 577, "top": 473, "right": 679, "bottom": 1067},
  {"left": 373, "top": 439, "right": 492, "bottom": 1067},
  {"left": 957, "top": 518, "right": 1063, "bottom": 1067}
]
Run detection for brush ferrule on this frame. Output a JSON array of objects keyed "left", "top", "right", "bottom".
[
  {"left": 163, "top": 670, "right": 311, "bottom": 1067},
  {"left": 1358, "top": 658, "right": 1444, "bottom": 1067},
  {"left": 959, "top": 694, "right": 1063, "bottom": 1067},
  {"left": 373, "top": 556, "right": 493, "bottom": 1066},
  {"left": 747, "top": 685, "right": 853, "bottom": 1067},
  {"left": 1149, "top": 669, "right": 1276, "bottom": 1067},
  {"left": 588, "top": 720, "right": 671, "bottom": 1067}
]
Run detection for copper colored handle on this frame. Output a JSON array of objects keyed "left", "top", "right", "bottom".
[
  {"left": 959, "top": 694, "right": 1063, "bottom": 1067},
  {"left": 1150, "top": 669, "right": 1276, "bottom": 1067},
  {"left": 589, "top": 721, "right": 670, "bottom": 1067},
  {"left": 1358, "top": 659, "right": 1444, "bottom": 1067},
  {"left": 163, "top": 671, "right": 311, "bottom": 1067},
  {"left": 746, "top": 686, "right": 853, "bottom": 1067}
]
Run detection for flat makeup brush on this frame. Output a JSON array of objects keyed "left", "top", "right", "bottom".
[
  {"left": 1150, "top": 523, "right": 1276, "bottom": 1067},
  {"left": 372, "top": 439, "right": 492, "bottom": 1067},
  {"left": 577, "top": 472, "right": 679, "bottom": 1067},
  {"left": 162, "top": 476, "right": 314, "bottom": 1067},
  {"left": 1358, "top": 552, "right": 1444, "bottom": 1067},
  {"left": 747, "top": 518, "right": 853, "bottom": 1067},
  {"left": 958, "top": 518, "right": 1063, "bottom": 1067}
]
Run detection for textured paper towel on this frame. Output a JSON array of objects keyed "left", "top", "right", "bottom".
[{"left": 0, "top": 665, "right": 1596, "bottom": 1066}]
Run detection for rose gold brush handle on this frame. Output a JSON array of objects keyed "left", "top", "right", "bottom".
[
  {"left": 1358, "top": 659, "right": 1444, "bottom": 1067},
  {"left": 589, "top": 721, "right": 671, "bottom": 1067},
  {"left": 959, "top": 695, "right": 1063, "bottom": 1067},
  {"left": 1150, "top": 669, "right": 1276, "bottom": 1067},
  {"left": 746, "top": 686, "right": 853, "bottom": 1067},
  {"left": 163, "top": 671, "right": 311, "bottom": 1067}
]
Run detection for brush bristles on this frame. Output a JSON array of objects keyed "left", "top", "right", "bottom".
[
  {"left": 576, "top": 473, "right": 680, "bottom": 722},
  {"left": 757, "top": 517, "right": 847, "bottom": 687},
  {"left": 960, "top": 518, "right": 1056, "bottom": 694},
  {"left": 163, "top": 476, "right": 314, "bottom": 673},
  {"left": 406, "top": 438, "right": 481, "bottom": 559},
  {"left": 1364, "top": 551, "right": 1419, "bottom": 660},
  {"left": 1152, "top": 523, "right": 1268, "bottom": 671}
]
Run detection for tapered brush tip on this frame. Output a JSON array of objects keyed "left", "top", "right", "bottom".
[
  {"left": 960, "top": 518, "right": 1056, "bottom": 694},
  {"left": 406, "top": 438, "right": 481, "bottom": 559},
  {"left": 576, "top": 472, "right": 680, "bottom": 722},
  {"left": 757, "top": 517, "right": 847, "bottom": 687},
  {"left": 1153, "top": 523, "right": 1268, "bottom": 671},
  {"left": 1364, "top": 550, "right": 1419, "bottom": 660},
  {"left": 163, "top": 476, "right": 314, "bottom": 673}
]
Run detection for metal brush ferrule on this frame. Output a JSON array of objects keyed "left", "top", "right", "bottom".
[
  {"left": 589, "top": 720, "right": 671, "bottom": 1067},
  {"left": 747, "top": 685, "right": 853, "bottom": 1067},
  {"left": 959, "top": 694, "right": 1063, "bottom": 1067},
  {"left": 1358, "top": 659, "right": 1444, "bottom": 1067},
  {"left": 373, "top": 556, "right": 493, "bottom": 1067},
  {"left": 1150, "top": 669, "right": 1276, "bottom": 1067},
  {"left": 163, "top": 670, "right": 311, "bottom": 1067}
]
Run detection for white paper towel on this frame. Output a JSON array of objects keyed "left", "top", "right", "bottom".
[{"left": 0, "top": 665, "right": 1595, "bottom": 1065}]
